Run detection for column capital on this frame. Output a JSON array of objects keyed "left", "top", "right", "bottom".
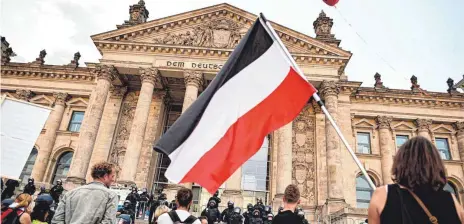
[
  {"left": 110, "top": 86, "right": 128, "bottom": 98},
  {"left": 454, "top": 121, "right": 464, "bottom": 134},
  {"left": 15, "top": 89, "right": 34, "bottom": 101},
  {"left": 414, "top": 118, "right": 432, "bottom": 131},
  {"left": 184, "top": 70, "right": 204, "bottom": 88},
  {"left": 95, "top": 65, "right": 118, "bottom": 82},
  {"left": 53, "top": 92, "right": 69, "bottom": 106},
  {"left": 320, "top": 80, "right": 340, "bottom": 99},
  {"left": 376, "top": 116, "right": 392, "bottom": 129},
  {"left": 310, "top": 98, "right": 322, "bottom": 113},
  {"left": 140, "top": 67, "right": 161, "bottom": 85}
]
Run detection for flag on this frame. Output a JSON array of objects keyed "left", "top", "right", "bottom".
[{"left": 154, "top": 17, "right": 317, "bottom": 193}]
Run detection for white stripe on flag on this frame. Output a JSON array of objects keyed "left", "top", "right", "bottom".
[{"left": 166, "top": 43, "right": 292, "bottom": 183}]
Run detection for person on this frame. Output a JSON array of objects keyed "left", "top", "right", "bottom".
[
  {"left": 23, "top": 178, "right": 36, "bottom": 196},
  {"left": 249, "top": 208, "right": 263, "bottom": 224},
  {"left": 207, "top": 191, "right": 221, "bottom": 208},
  {"left": 51, "top": 161, "right": 119, "bottom": 224},
  {"left": 201, "top": 200, "right": 221, "bottom": 224},
  {"left": 138, "top": 188, "right": 149, "bottom": 219},
  {"left": 368, "top": 136, "right": 464, "bottom": 224},
  {"left": 198, "top": 216, "right": 208, "bottom": 224},
  {"left": 2, "top": 179, "right": 19, "bottom": 200},
  {"left": 1, "top": 193, "right": 33, "bottom": 224},
  {"left": 271, "top": 184, "right": 302, "bottom": 224},
  {"left": 149, "top": 192, "right": 168, "bottom": 224},
  {"left": 220, "top": 201, "right": 234, "bottom": 223},
  {"left": 35, "top": 194, "right": 54, "bottom": 224},
  {"left": 125, "top": 187, "right": 140, "bottom": 216},
  {"left": 38, "top": 186, "right": 47, "bottom": 196},
  {"left": 243, "top": 203, "right": 253, "bottom": 224},
  {"left": 49, "top": 180, "right": 63, "bottom": 204},
  {"left": 254, "top": 199, "right": 264, "bottom": 214},
  {"left": 31, "top": 201, "right": 51, "bottom": 224},
  {"left": 168, "top": 200, "right": 177, "bottom": 211},
  {"left": 157, "top": 187, "right": 200, "bottom": 224},
  {"left": 1, "top": 178, "right": 4, "bottom": 192},
  {"left": 261, "top": 206, "right": 272, "bottom": 222},
  {"left": 117, "top": 200, "right": 135, "bottom": 223},
  {"left": 229, "top": 207, "right": 243, "bottom": 224},
  {"left": 263, "top": 213, "right": 273, "bottom": 224},
  {"left": 295, "top": 207, "right": 308, "bottom": 224},
  {"left": 2, "top": 198, "right": 14, "bottom": 212},
  {"left": 153, "top": 205, "right": 169, "bottom": 224},
  {"left": 277, "top": 207, "right": 283, "bottom": 214}
]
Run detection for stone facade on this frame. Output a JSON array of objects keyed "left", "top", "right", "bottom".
[{"left": 1, "top": 3, "right": 464, "bottom": 222}]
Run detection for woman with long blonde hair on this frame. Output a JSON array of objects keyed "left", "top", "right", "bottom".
[{"left": 153, "top": 205, "right": 169, "bottom": 224}]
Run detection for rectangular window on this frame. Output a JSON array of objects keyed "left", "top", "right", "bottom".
[
  {"left": 68, "top": 111, "right": 84, "bottom": 132},
  {"left": 435, "top": 138, "right": 451, "bottom": 160},
  {"left": 357, "top": 132, "right": 371, "bottom": 154},
  {"left": 396, "top": 135, "right": 409, "bottom": 149}
]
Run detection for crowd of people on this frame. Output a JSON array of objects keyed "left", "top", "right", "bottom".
[{"left": 2, "top": 136, "right": 464, "bottom": 223}]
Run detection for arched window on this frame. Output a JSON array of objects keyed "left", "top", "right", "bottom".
[
  {"left": 356, "top": 175, "right": 375, "bottom": 208},
  {"left": 444, "top": 181, "right": 459, "bottom": 201},
  {"left": 19, "top": 147, "right": 38, "bottom": 185},
  {"left": 52, "top": 151, "right": 74, "bottom": 184}
]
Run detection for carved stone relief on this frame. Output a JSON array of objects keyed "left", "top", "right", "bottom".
[
  {"left": 110, "top": 92, "right": 138, "bottom": 179},
  {"left": 153, "top": 19, "right": 243, "bottom": 48},
  {"left": 292, "top": 104, "right": 316, "bottom": 205}
]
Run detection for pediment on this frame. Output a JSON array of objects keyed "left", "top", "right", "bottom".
[
  {"left": 431, "top": 124, "right": 454, "bottom": 133},
  {"left": 92, "top": 3, "right": 351, "bottom": 58},
  {"left": 29, "top": 94, "right": 54, "bottom": 107},
  {"left": 67, "top": 97, "right": 88, "bottom": 108},
  {"left": 392, "top": 121, "right": 415, "bottom": 131},
  {"left": 353, "top": 119, "right": 375, "bottom": 128}
]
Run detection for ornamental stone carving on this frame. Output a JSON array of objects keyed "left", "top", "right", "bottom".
[
  {"left": 32, "top": 49, "right": 47, "bottom": 65},
  {"left": 454, "top": 121, "right": 464, "bottom": 134},
  {"left": 94, "top": 65, "right": 117, "bottom": 82},
  {"left": 69, "top": 52, "right": 81, "bottom": 68},
  {"left": 15, "top": 89, "right": 34, "bottom": 101},
  {"left": 153, "top": 19, "right": 242, "bottom": 48},
  {"left": 411, "top": 75, "right": 420, "bottom": 92},
  {"left": 291, "top": 104, "right": 316, "bottom": 205},
  {"left": 415, "top": 119, "right": 432, "bottom": 131},
  {"left": 320, "top": 80, "right": 340, "bottom": 99},
  {"left": 53, "top": 92, "right": 69, "bottom": 106},
  {"left": 110, "top": 86, "right": 128, "bottom": 98},
  {"left": 184, "top": 70, "right": 204, "bottom": 88},
  {"left": 1, "top": 37, "right": 14, "bottom": 64},
  {"left": 140, "top": 67, "right": 161, "bottom": 85},
  {"left": 376, "top": 116, "right": 392, "bottom": 129},
  {"left": 313, "top": 11, "right": 333, "bottom": 37},
  {"left": 310, "top": 98, "right": 322, "bottom": 113},
  {"left": 374, "top": 73, "right": 385, "bottom": 89}
]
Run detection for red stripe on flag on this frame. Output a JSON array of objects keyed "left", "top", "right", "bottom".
[{"left": 180, "top": 67, "right": 316, "bottom": 193}]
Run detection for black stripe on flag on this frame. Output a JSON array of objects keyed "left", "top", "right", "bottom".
[{"left": 154, "top": 19, "right": 274, "bottom": 156}]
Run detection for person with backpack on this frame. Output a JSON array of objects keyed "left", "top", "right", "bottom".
[
  {"left": 1, "top": 193, "right": 33, "bottom": 224},
  {"left": 200, "top": 200, "right": 220, "bottom": 224},
  {"left": 368, "top": 136, "right": 464, "bottom": 223},
  {"left": 157, "top": 187, "right": 200, "bottom": 224}
]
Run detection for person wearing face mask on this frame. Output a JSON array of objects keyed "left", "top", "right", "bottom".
[
  {"left": 261, "top": 206, "right": 272, "bottom": 222},
  {"left": 23, "top": 178, "right": 36, "bottom": 196},
  {"left": 263, "top": 213, "right": 273, "bottom": 224},
  {"left": 125, "top": 186, "right": 140, "bottom": 216},
  {"left": 228, "top": 207, "right": 243, "bottom": 224},
  {"left": 51, "top": 162, "right": 119, "bottom": 224},
  {"left": 117, "top": 200, "right": 135, "bottom": 224},
  {"left": 295, "top": 207, "right": 309, "bottom": 224},
  {"left": 49, "top": 180, "right": 64, "bottom": 204},
  {"left": 1, "top": 179, "right": 19, "bottom": 200},
  {"left": 220, "top": 201, "right": 234, "bottom": 223},
  {"left": 201, "top": 200, "right": 220, "bottom": 224},
  {"left": 207, "top": 191, "right": 221, "bottom": 209},
  {"left": 249, "top": 208, "right": 263, "bottom": 224},
  {"left": 137, "top": 188, "right": 149, "bottom": 219},
  {"left": 243, "top": 203, "right": 253, "bottom": 224}
]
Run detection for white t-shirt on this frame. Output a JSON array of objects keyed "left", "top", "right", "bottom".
[{"left": 157, "top": 210, "right": 201, "bottom": 224}]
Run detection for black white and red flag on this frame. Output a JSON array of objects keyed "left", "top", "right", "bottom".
[{"left": 154, "top": 16, "right": 317, "bottom": 193}]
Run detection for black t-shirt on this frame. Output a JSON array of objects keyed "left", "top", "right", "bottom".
[{"left": 272, "top": 210, "right": 301, "bottom": 224}]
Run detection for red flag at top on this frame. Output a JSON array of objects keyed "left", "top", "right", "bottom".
[{"left": 323, "top": 0, "right": 339, "bottom": 6}]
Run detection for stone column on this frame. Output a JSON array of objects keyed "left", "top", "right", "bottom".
[
  {"left": 320, "top": 81, "right": 345, "bottom": 210},
  {"left": 66, "top": 65, "right": 116, "bottom": 186},
  {"left": 376, "top": 116, "right": 393, "bottom": 185},
  {"left": 272, "top": 122, "right": 293, "bottom": 209},
  {"left": 119, "top": 67, "right": 160, "bottom": 184},
  {"left": 415, "top": 119, "right": 432, "bottom": 140},
  {"left": 181, "top": 70, "right": 204, "bottom": 189},
  {"left": 32, "top": 92, "right": 68, "bottom": 182},
  {"left": 221, "top": 167, "right": 243, "bottom": 208},
  {"left": 85, "top": 86, "right": 127, "bottom": 182},
  {"left": 454, "top": 122, "right": 464, "bottom": 173}
]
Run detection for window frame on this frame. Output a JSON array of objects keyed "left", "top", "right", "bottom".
[
  {"left": 356, "top": 175, "right": 375, "bottom": 208},
  {"left": 395, "top": 135, "right": 410, "bottom": 150},
  {"left": 52, "top": 151, "right": 74, "bottom": 184},
  {"left": 356, "top": 132, "right": 372, "bottom": 154},
  {"left": 67, "top": 111, "right": 85, "bottom": 132},
  {"left": 435, "top": 137, "right": 452, "bottom": 160},
  {"left": 19, "top": 147, "right": 38, "bottom": 185}
]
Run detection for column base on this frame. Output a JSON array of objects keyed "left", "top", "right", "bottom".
[
  {"left": 220, "top": 189, "right": 243, "bottom": 209},
  {"left": 272, "top": 194, "right": 284, "bottom": 214},
  {"left": 64, "top": 177, "right": 86, "bottom": 190},
  {"left": 325, "top": 198, "right": 347, "bottom": 214}
]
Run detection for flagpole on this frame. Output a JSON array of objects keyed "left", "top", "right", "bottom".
[{"left": 259, "top": 13, "right": 376, "bottom": 190}]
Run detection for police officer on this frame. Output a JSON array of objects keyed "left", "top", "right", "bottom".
[
  {"left": 118, "top": 200, "right": 135, "bottom": 224},
  {"left": 208, "top": 190, "right": 221, "bottom": 208},
  {"left": 168, "top": 199, "right": 177, "bottom": 210},
  {"left": 263, "top": 213, "right": 273, "bottom": 224},
  {"left": 296, "top": 207, "right": 309, "bottom": 224},
  {"left": 35, "top": 194, "right": 55, "bottom": 224},
  {"left": 50, "top": 180, "right": 64, "bottom": 204},
  {"left": 148, "top": 192, "right": 168, "bottom": 224},
  {"left": 38, "top": 185, "right": 47, "bottom": 195},
  {"left": 137, "top": 188, "right": 149, "bottom": 219},
  {"left": 254, "top": 199, "right": 264, "bottom": 213},
  {"left": 243, "top": 203, "right": 254, "bottom": 224},
  {"left": 1, "top": 179, "right": 19, "bottom": 200},
  {"left": 229, "top": 207, "right": 243, "bottom": 224},
  {"left": 249, "top": 208, "right": 264, "bottom": 224},
  {"left": 125, "top": 186, "right": 140, "bottom": 214},
  {"left": 221, "top": 201, "right": 235, "bottom": 223},
  {"left": 278, "top": 206, "right": 283, "bottom": 214},
  {"left": 261, "top": 205, "right": 272, "bottom": 221},
  {"left": 201, "top": 200, "right": 221, "bottom": 224},
  {"left": 23, "top": 178, "right": 36, "bottom": 195}
]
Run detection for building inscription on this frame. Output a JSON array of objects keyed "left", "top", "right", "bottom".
[{"left": 163, "top": 60, "right": 224, "bottom": 70}]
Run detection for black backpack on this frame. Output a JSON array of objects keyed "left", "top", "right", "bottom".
[
  {"left": 1, "top": 208, "right": 24, "bottom": 224},
  {"left": 168, "top": 210, "right": 198, "bottom": 224}
]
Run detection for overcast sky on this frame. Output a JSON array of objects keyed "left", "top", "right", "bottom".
[{"left": 1, "top": 0, "right": 463, "bottom": 92}]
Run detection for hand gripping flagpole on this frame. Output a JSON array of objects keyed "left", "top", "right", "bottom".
[{"left": 259, "top": 13, "right": 376, "bottom": 190}]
